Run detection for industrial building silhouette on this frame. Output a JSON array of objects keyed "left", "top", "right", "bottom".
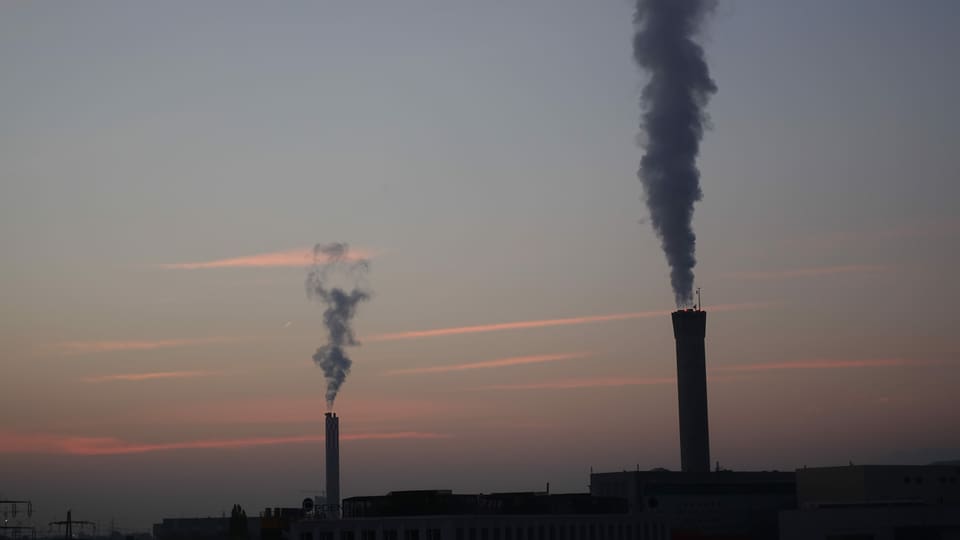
[{"left": 150, "top": 309, "right": 960, "bottom": 540}]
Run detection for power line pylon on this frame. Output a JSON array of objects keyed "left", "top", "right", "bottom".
[
  {"left": 49, "top": 510, "right": 95, "bottom": 539},
  {"left": 1, "top": 499, "right": 36, "bottom": 539}
]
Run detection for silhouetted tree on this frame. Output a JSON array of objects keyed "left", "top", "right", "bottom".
[{"left": 228, "top": 504, "right": 249, "bottom": 539}]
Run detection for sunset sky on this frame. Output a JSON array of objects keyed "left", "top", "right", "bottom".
[{"left": 2, "top": 0, "right": 958, "bottom": 532}]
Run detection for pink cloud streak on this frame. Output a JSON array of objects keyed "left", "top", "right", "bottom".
[
  {"left": 46, "top": 337, "right": 234, "bottom": 355},
  {"left": 81, "top": 370, "right": 220, "bottom": 383},
  {"left": 367, "top": 303, "right": 767, "bottom": 342},
  {"left": 0, "top": 431, "right": 450, "bottom": 456},
  {"left": 383, "top": 352, "right": 587, "bottom": 376},
  {"left": 476, "top": 358, "right": 929, "bottom": 391},
  {"left": 161, "top": 247, "right": 372, "bottom": 270},
  {"left": 727, "top": 265, "right": 889, "bottom": 280},
  {"left": 711, "top": 358, "right": 923, "bottom": 372},
  {"left": 481, "top": 377, "right": 677, "bottom": 391}
]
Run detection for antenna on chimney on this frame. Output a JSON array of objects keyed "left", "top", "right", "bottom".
[{"left": 695, "top": 287, "right": 702, "bottom": 311}]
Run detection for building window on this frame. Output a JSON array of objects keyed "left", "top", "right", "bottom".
[
  {"left": 505, "top": 527, "right": 512, "bottom": 540},
  {"left": 301, "top": 533, "right": 314, "bottom": 540},
  {"left": 469, "top": 528, "right": 476, "bottom": 540},
  {"left": 427, "top": 530, "right": 441, "bottom": 540},
  {"left": 405, "top": 530, "right": 420, "bottom": 540},
  {"left": 457, "top": 529, "right": 465, "bottom": 540},
  {"left": 494, "top": 528, "right": 501, "bottom": 540},
  {"left": 362, "top": 531, "right": 376, "bottom": 540},
  {"left": 342, "top": 531, "right": 356, "bottom": 540},
  {"left": 320, "top": 533, "right": 335, "bottom": 540},
  {"left": 481, "top": 528, "right": 489, "bottom": 540},
  {"left": 385, "top": 530, "right": 399, "bottom": 540}
]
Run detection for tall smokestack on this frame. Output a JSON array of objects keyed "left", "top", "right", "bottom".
[
  {"left": 325, "top": 412, "right": 340, "bottom": 514},
  {"left": 672, "top": 308, "right": 710, "bottom": 473}
]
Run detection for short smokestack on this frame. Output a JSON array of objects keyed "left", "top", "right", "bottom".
[
  {"left": 672, "top": 308, "right": 710, "bottom": 473},
  {"left": 325, "top": 412, "right": 340, "bottom": 514}
]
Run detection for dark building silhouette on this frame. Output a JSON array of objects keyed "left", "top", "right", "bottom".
[
  {"left": 779, "top": 464, "right": 960, "bottom": 539},
  {"left": 591, "top": 469, "right": 796, "bottom": 540},
  {"left": 672, "top": 308, "right": 710, "bottom": 474},
  {"left": 292, "top": 489, "right": 667, "bottom": 540},
  {"left": 151, "top": 312, "right": 960, "bottom": 540},
  {"left": 326, "top": 412, "right": 341, "bottom": 515},
  {"left": 343, "top": 490, "right": 627, "bottom": 518},
  {"left": 261, "top": 507, "right": 308, "bottom": 540},
  {"left": 587, "top": 309, "right": 797, "bottom": 539},
  {"left": 153, "top": 516, "right": 262, "bottom": 540}
]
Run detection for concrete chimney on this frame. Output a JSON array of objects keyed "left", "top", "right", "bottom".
[
  {"left": 325, "top": 412, "right": 340, "bottom": 514},
  {"left": 672, "top": 309, "right": 710, "bottom": 473}
]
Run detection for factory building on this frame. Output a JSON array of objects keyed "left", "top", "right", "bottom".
[
  {"left": 590, "top": 470, "right": 796, "bottom": 540},
  {"left": 289, "top": 514, "right": 670, "bottom": 540},
  {"left": 793, "top": 464, "right": 960, "bottom": 507},
  {"left": 289, "top": 490, "right": 668, "bottom": 540},
  {"left": 153, "top": 515, "right": 262, "bottom": 540},
  {"left": 586, "top": 309, "right": 797, "bottom": 540},
  {"left": 152, "top": 308, "right": 958, "bottom": 540},
  {"left": 342, "top": 491, "right": 628, "bottom": 518},
  {"left": 779, "top": 464, "right": 960, "bottom": 539}
]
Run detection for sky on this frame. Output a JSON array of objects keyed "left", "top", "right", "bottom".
[{"left": 2, "top": 0, "right": 959, "bottom": 532}]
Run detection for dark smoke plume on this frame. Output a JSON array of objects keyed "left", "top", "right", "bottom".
[
  {"left": 305, "top": 242, "right": 370, "bottom": 408},
  {"left": 633, "top": 0, "right": 717, "bottom": 307}
]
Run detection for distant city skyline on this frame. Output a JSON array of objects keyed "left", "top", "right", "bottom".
[{"left": 2, "top": 0, "right": 958, "bottom": 531}]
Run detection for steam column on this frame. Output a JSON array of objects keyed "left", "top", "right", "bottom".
[
  {"left": 325, "top": 412, "right": 340, "bottom": 515},
  {"left": 672, "top": 308, "right": 710, "bottom": 473}
]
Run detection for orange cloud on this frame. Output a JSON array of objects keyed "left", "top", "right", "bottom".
[
  {"left": 367, "top": 303, "right": 767, "bottom": 342},
  {"left": 0, "top": 431, "right": 450, "bottom": 456},
  {"left": 45, "top": 337, "right": 234, "bottom": 355},
  {"left": 481, "top": 377, "right": 677, "bottom": 390},
  {"left": 383, "top": 352, "right": 587, "bottom": 376},
  {"left": 727, "top": 265, "right": 889, "bottom": 280},
  {"left": 711, "top": 358, "right": 922, "bottom": 372},
  {"left": 161, "top": 247, "right": 372, "bottom": 270},
  {"left": 81, "top": 370, "right": 220, "bottom": 383}
]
